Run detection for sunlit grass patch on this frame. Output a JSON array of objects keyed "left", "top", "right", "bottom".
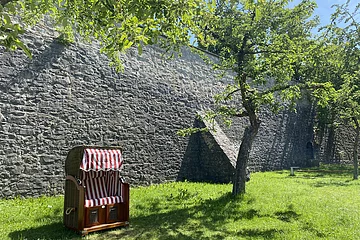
[{"left": 1, "top": 166, "right": 360, "bottom": 240}]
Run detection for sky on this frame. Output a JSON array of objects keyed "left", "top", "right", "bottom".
[{"left": 291, "top": 0, "right": 358, "bottom": 27}]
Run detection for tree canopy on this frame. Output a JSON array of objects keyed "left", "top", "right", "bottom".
[
  {"left": 0, "top": 0, "right": 212, "bottom": 71},
  {"left": 319, "top": 0, "right": 360, "bottom": 179},
  {"left": 194, "top": 0, "right": 336, "bottom": 195}
]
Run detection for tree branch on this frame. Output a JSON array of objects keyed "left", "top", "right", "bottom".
[
  {"left": 258, "top": 82, "right": 331, "bottom": 97},
  {"left": 259, "top": 84, "right": 295, "bottom": 96},
  {"left": 224, "top": 88, "right": 241, "bottom": 100},
  {"left": 352, "top": 116, "right": 359, "bottom": 128},
  {"left": 233, "top": 111, "right": 249, "bottom": 117},
  {"left": 341, "top": 4, "right": 360, "bottom": 29},
  {"left": 244, "top": 50, "right": 287, "bottom": 55},
  {"left": 216, "top": 104, "right": 249, "bottom": 118}
]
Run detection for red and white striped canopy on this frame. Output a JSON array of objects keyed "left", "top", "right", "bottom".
[{"left": 80, "top": 148, "right": 123, "bottom": 171}]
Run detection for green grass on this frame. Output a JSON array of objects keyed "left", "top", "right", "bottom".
[{"left": 1, "top": 167, "right": 360, "bottom": 240}]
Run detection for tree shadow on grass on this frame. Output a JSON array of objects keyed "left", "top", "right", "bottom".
[
  {"left": 93, "top": 193, "right": 281, "bottom": 240},
  {"left": 296, "top": 164, "right": 354, "bottom": 179},
  {"left": 8, "top": 192, "right": 291, "bottom": 240},
  {"left": 275, "top": 210, "right": 300, "bottom": 222},
  {"left": 8, "top": 222, "right": 81, "bottom": 240},
  {"left": 311, "top": 179, "right": 355, "bottom": 188},
  {"left": 236, "top": 229, "right": 278, "bottom": 238},
  {"left": 8, "top": 202, "right": 82, "bottom": 240},
  {"left": 289, "top": 166, "right": 356, "bottom": 187},
  {"left": 292, "top": 171, "right": 357, "bottom": 188},
  {"left": 300, "top": 171, "right": 353, "bottom": 178}
]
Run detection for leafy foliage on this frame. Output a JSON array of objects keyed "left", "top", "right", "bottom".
[
  {"left": 317, "top": 0, "right": 360, "bottom": 179},
  {"left": 0, "top": 0, "right": 213, "bottom": 70},
  {"left": 194, "top": 0, "right": 335, "bottom": 194},
  {"left": 0, "top": 3, "right": 31, "bottom": 57},
  {"left": 326, "top": 1, "right": 360, "bottom": 124},
  {"left": 197, "top": 0, "right": 337, "bottom": 123}
]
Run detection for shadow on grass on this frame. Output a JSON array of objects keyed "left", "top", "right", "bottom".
[
  {"left": 92, "top": 193, "right": 283, "bottom": 240},
  {"left": 300, "top": 171, "right": 352, "bottom": 178},
  {"left": 7, "top": 192, "right": 298, "bottom": 240},
  {"left": 8, "top": 222, "right": 81, "bottom": 240},
  {"left": 288, "top": 167, "right": 353, "bottom": 183},
  {"left": 292, "top": 170, "right": 356, "bottom": 188},
  {"left": 8, "top": 202, "right": 81, "bottom": 240},
  {"left": 311, "top": 179, "right": 355, "bottom": 188},
  {"left": 237, "top": 229, "right": 278, "bottom": 238},
  {"left": 297, "top": 164, "right": 354, "bottom": 178},
  {"left": 275, "top": 210, "right": 300, "bottom": 222},
  {"left": 287, "top": 167, "right": 359, "bottom": 188}
]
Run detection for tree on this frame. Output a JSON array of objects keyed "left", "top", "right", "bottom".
[
  {"left": 337, "top": 73, "right": 360, "bottom": 180},
  {"left": 195, "top": 0, "right": 334, "bottom": 195},
  {"left": 324, "top": 0, "right": 360, "bottom": 180},
  {"left": 0, "top": 0, "right": 212, "bottom": 71}
]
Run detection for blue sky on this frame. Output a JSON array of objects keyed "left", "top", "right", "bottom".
[{"left": 291, "top": 0, "right": 358, "bottom": 27}]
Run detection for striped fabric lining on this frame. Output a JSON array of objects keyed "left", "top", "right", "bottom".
[
  {"left": 106, "top": 171, "right": 120, "bottom": 197},
  {"left": 80, "top": 148, "right": 123, "bottom": 171},
  {"left": 85, "top": 196, "right": 122, "bottom": 208},
  {"left": 82, "top": 171, "right": 123, "bottom": 207}
]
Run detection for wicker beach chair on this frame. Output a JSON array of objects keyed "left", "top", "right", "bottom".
[{"left": 63, "top": 146, "right": 129, "bottom": 235}]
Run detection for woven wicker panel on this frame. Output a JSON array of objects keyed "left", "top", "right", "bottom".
[
  {"left": 65, "top": 146, "right": 84, "bottom": 177},
  {"left": 63, "top": 180, "right": 80, "bottom": 229}
]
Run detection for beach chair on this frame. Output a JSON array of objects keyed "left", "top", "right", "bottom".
[{"left": 63, "top": 146, "right": 129, "bottom": 235}]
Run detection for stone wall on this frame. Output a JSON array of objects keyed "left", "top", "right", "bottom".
[
  {"left": 0, "top": 23, "right": 318, "bottom": 198},
  {"left": 0, "top": 23, "right": 231, "bottom": 198},
  {"left": 316, "top": 121, "right": 357, "bottom": 165}
]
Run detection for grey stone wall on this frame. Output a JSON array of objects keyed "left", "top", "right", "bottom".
[
  {"left": 0, "top": 24, "right": 231, "bottom": 198},
  {"left": 0, "top": 23, "right": 318, "bottom": 198},
  {"left": 220, "top": 98, "right": 317, "bottom": 171},
  {"left": 316, "top": 121, "right": 357, "bottom": 165}
]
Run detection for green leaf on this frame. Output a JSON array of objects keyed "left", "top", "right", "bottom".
[
  {"left": 3, "top": 14, "right": 11, "bottom": 25},
  {"left": 15, "top": 40, "right": 32, "bottom": 58},
  {"left": 137, "top": 43, "right": 142, "bottom": 55},
  {"left": 255, "top": 8, "right": 261, "bottom": 21}
]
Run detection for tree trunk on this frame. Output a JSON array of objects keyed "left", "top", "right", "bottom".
[
  {"left": 232, "top": 121, "right": 260, "bottom": 195},
  {"left": 353, "top": 122, "right": 359, "bottom": 180}
]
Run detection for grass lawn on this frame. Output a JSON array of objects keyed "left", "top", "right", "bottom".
[{"left": 1, "top": 165, "right": 360, "bottom": 240}]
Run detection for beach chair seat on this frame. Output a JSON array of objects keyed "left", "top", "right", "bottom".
[{"left": 82, "top": 170, "right": 123, "bottom": 207}]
